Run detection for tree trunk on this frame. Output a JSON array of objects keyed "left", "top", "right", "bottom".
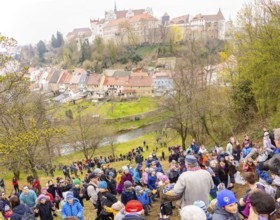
[
  {"left": 29, "top": 160, "right": 41, "bottom": 193},
  {"left": 13, "top": 169, "right": 20, "bottom": 180}
]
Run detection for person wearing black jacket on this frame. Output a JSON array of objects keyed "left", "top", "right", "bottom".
[
  {"left": 34, "top": 194, "right": 55, "bottom": 220},
  {"left": 0, "top": 192, "right": 11, "bottom": 219},
  {"left": 96, "top": 181, "right": 117, "bottom": 220}
]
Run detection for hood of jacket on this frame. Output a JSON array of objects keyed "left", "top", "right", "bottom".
[
  {"left": 12, "top": 204, "right": 29, "bottom": 216},
  {"left": 213, "top": 203, "right": 239, "bottom": 219}
]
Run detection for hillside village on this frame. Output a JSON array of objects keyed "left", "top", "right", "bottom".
[{"left": 67, "top": 4, "right": 233, "bottom": 46}]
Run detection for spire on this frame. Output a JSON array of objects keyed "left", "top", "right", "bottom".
[{"left": 114, "top": 0, "right": 117, "bottom": 12}]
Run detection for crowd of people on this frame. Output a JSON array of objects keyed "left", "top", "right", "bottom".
[{"left": 0, "top": 128, "right": 280, "bottom": 220}]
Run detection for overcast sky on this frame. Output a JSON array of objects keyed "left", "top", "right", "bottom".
[{"left": 0, "top": 0, "right": 249, "bottom": 45}]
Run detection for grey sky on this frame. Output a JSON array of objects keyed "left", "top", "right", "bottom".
[{"left": 0, "top": 0, "right": 248, "bottom": 45}]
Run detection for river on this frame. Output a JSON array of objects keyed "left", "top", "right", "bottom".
[{"left": 59, "top": 121, "right": 166, "bottom": 156}]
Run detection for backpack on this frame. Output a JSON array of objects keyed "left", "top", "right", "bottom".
[
  {"left": 21, "top": 212, "right": 36, "bottom": 220},
  {"left": 84, "top": 183, "right": 96, "bottom": 201}
]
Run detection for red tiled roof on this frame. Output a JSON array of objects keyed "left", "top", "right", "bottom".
[
  {"left": 105, "top": 13, "right": 156, "bottom": 28},
  {"left": 46, "top": 69, "right": 55, "bottom": 81},
  {"left": 127, "top": 76, "right": 152, "bottom": 87},
  {"left": 64, "top": 72, "right": 73, "bottom": 84},
  {"left": 58, "top": 70, "right": 71, "bottom": 84},
  {"left": 103, "top": 76, "right": 129, "bottom": 86},
  {"left": 193, "top": 9, "right": 225, "bottom": 21},
  {"left": 170, "top": 15, "right": 190, "bottom": 24},
  {"left": 70, "top": 72, "right": 83, "bottom": 84},
  {"left": 131, "top": 71, "right": 148, "bottom": 77},
  {"left": 86, "top": 74, "right": 102, "bottom": 86}
]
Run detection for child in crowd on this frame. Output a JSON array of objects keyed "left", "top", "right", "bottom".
[
  {"left": 121, "top": 181, "right": 137, "bottom": 206},
  {"left": 96, "top": 181, "right": 118, "bottom": 220},
  {"left": 116, "top": 170, "right": 122, "bottom": 184},
  {"left": 193, "top": 200, "right": 212, "bottom": 220},
  {"left": 142, "top": 168, "right": 149, "bottom": 186},
  {"left": 212, "top": 189, "right": 240, "bottom": 220},
  {"left": 35, "top": 194, "right": 56, "bottom": 220},
  {"left": 135, "top": 186, "right": 150, "bottom": 216},
  {"left": 242, "top": 157, "right": 256, "bottom": 173},
  {"left": 108, "top": 172, "right": 117, "bottom": 195},
  {"left": 147, "top": 170, "right": 157, "bottom": 201},
  {"left": 71, "top": 178, "right": 84, "bottom": 207}
]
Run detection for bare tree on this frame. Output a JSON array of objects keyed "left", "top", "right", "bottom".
[{"left": 66, "top": 113, "right": 107, "bottom": 160}]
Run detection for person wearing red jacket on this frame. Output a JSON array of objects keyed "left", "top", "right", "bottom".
[{"left": 12, "top": 177, "right": 19, "bottom": 193}]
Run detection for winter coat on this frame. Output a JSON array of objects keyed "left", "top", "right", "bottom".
[
  {"left": 256, "top": 166, "right": 273, "bottom": 184},
  {"left": 173, "top": 169, "right": 214, "bottom": 207},
  {"left": 121, "top": 189, "right": 137, "bottom": 205},
  {"left": 58, "top": 185, "right": 72, "bottom": 199},
  {"left": 242, "top": 146, "right": 252, "bottom": 159},
  {"left": 108, "top": 179, "right": 117, "bottom": 195},
  {"left": 136, "top": 192, "right": 150, "bottom": 205},
  {"left": 35, "top": 200, "right": 54, "bottom": 220},
  {"left": 226, "top": 142, "right": 233, "bottom": 156},
  {"left": 167, "top": 169, "right": 179, "bottom": 183},
  {"left": 20, "top": 190, "right": 37, "bottom": 208},
  {"left": 146, "top": 159, "right": 153, "bottom": 168},
  {"left": 87, "top": 182, "right": 99, "bottom": 205},
  {"left": 214, "top": 166, "right": 229, "bottom": 187},
  {"left": 133, "top": 169, "right": 142, "bottom": 184},
  {"left": 232, "top": 148, "right": 241, "bottom": 161},
  {"left": 0, "top": 198, "right": 11, "bottom": 217},
  {"left": 119, "top": 173, "right": 134, "bottom": 190},
  {"left": 96, "top": 191, "right": 117, "bottom": 215},
  {"left": 212, "top": 203, "right": 240, "bottom": 220},
  {"left": 47, "top": 184, "right": 57, "bottom": 199},
  {"left": 61, "top": 198, "right": 84, "bottom": 220},
  {"left": 10, "top": 204, "right": 33, "bottom": 220},
  {"left": 123, "top": 214, "right": 146, "bottom": 220},
  {"left": 148, "top": 175, "right": 157, "bottom": 190},
  {"left": 72, "top": 187, "right": 84, "bottom": 207}
]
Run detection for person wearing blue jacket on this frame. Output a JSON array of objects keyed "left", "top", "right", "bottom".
[
  {"left": 121, "top": 181, "right": 137, "bottom": 206},
  {"left": 133, "top": 165, "right": 142, "bottom": 185},
  {"left": 135, "top": 186, "right": 150, "bottom": 216},
  {"left": 148, "top": 171, "right": 157, "bottom": 190},
  {"left": 61, "top": 193, "right": 84, "bottom": 220},
  {"left": 256, "top": 166, "right": 273, "bottom": 184},
  {"left": 242, "top": 143, "right": 252, "bottom": 158}
]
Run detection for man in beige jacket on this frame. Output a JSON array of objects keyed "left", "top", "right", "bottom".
[{"left": 173, "top": 155, "right": 214, "bottom": 208}]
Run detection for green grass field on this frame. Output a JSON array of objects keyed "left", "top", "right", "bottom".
[{"left": 51, "top": 97, "right": 158, "bottom": 120}]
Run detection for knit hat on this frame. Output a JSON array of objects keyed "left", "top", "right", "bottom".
[
  {"left": 185, "top": 155, "right": 197, "bottom": 164},
  {"left": 161, "top": 175, "right": 169, "bottom": 183},
  {"left": 194, "top": 200, "right": 211, "bottom": 220},
  {"left": 122, "top": 166, "right": 129, "bottom": 171},
  {"left": 38, "top": 194, "right": 46, "bottom": 201},
  {"left": 88, "top": 172, "right": 98, "bottom": 180},
  {"left": 180, "top": 205, "right": 206, "bottom": 220},
  {"left": 135, "top": 185, "right": 142, "bottom": 193},
  {"left": 98, "top": 181, "right": 107, "bottom": 189},
  {"left": 217, "top": 190, "right": 237, "bottom": 207},
  {"left": 112, "top": 201, "right": 124, "bottom": 211},
  {"left": 125, "top": 200, "right": 143, "bottom": 213},
  {"left": 109, "top": 172, "right": 114, "bottom": 177},
  {"left": 73, "top": 178, "right": 80, "bottom": 185},
  {"left": 66, "top": 192, "right": 74, "bottom": 200},
  {"left": 40, "top": 187, "right": 47, "bottom": 193},
  {"left": 124, "top": 180, "right": 132, "bottom": 189}
]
